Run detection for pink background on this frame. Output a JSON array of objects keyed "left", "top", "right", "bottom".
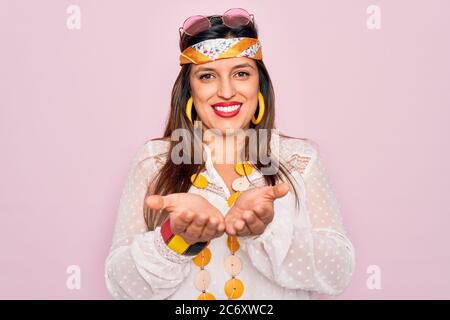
[{"left": 1, "top": 0, "right": 449, "bottom": 299}]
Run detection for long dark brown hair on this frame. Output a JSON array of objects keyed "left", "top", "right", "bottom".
[{"left": 142, "top": 15, "right": 307, "bottom": 230}]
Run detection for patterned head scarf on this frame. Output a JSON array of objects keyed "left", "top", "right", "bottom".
[{"left": 179, "top": 37, "right": 262, "bottom": 65}]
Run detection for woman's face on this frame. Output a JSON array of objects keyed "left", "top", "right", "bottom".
[{"left": 189, "top": 57, "right": 259, "bottom": 134}]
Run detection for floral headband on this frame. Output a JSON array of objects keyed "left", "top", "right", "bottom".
[{"left": 179, "top": 37, "right": 263, "bottom": 66}]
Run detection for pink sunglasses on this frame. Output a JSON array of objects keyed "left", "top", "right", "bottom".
[{"left": 179, "top": 8, "right": 254, "bottom": 38}]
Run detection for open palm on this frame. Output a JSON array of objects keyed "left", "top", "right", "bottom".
[
  {"left": 146, "top": 193, "right": 226, "bottom": 244},
  {"left": 225, "top": 183, "right": 290, "bottom": 236}
]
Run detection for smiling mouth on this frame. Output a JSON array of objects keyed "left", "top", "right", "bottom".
[{"left": 211, "top": 104, "right": 242, "bottom": 118}]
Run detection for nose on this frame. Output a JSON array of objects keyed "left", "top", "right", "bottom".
[{"left": 217, "top": 78, "right": 236, "bottom": 99}]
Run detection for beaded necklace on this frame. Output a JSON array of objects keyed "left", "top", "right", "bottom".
[{"left": 190, "top": 162, "right": 254, "bottom": 300}]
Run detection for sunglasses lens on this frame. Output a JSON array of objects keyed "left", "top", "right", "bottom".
[
  {"left": 183, "top": 15, "right": 210, "bottom": 36},
  {"left": 223, "top": 8, "right": 251, "bottom": 28}
]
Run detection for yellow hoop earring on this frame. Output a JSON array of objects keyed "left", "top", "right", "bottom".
[
  {"left": 252, "top": 91, "right": 265, "bottom": 125},
  {"left": 186, "top": 97, "right": 193, "bottom": 125}
]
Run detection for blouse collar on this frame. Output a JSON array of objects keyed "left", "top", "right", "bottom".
[
  {"left": 202, "top": 142, "right": 265, "bottom": 199},
  {"left": 202, "top": 143, "right": 232, "bottom": 199}
]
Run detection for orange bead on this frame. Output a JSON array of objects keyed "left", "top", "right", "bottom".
[
  {"left": 197, "top": 292, "right": 216, "bottom": 300},
  {"left": 193, "top": 247, "right": 211, "bottom": 268},
  {"left": 224, "top": 278, "right": 244, "bottom": 299},
  {"left": 191, "top": 173, "right": 208, "bottom": 189},
  {"left": 227, "top": 235, "right": 240, "bottom": 253},
  {"left": 235, "top": 163, "right": 253, "bottom": 176},
  {"left": 227, "top": 192, "right": 240, "bottom": 207}
]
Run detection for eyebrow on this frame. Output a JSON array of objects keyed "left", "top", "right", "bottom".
[{"left": 194, "top": 63, "right": 255, "bottom": 75}]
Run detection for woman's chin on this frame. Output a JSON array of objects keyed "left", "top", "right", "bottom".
[{"left": 210, "top": 124, "right": 246, "bottom": 135}]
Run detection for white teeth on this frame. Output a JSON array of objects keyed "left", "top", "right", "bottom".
[{"left": 213, "top": 104, "right": 241, "bottom": 112}]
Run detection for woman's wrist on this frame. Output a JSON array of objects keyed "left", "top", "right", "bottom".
[
  {"left": 161, "top": 218, "right": 209, "bottom": 256},
  {"left": 239, "top": 221, "right": 274, "bottom": 243}
]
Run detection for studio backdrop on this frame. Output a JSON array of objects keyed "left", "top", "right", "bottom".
[{"left": 1, "top": 0, "right": 449, "bottom": 299}]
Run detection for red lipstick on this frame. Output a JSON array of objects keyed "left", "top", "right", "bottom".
[{"left": 211, "top": 101, "right": 242, "bottom": 118}]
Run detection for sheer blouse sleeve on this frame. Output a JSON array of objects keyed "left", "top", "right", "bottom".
[
  {"left": 104, "top": 140, "right": 194, "bottom": 299},
  {"left": 240, "top": 140, "right": 355, "bottom": 295}
]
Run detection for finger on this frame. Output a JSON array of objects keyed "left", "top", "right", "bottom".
[
  {"left": 225, "top": 217, "right": 237, "bottom": 236},
  {"left": 201, "top": 216, "right": 220, "bottom": 239},
  {"left": 185, "top": 212, "right": 209, "bottom": 240},
  {"left": 145, "top": 194, "right": 174, "bottom": 210},
  {"left": 234, "top": 219, "right": 251, "bottom": 236},
  {"left": 171, "top": 210, "right": 194, "bottom": 234},
  {"left": 242, "top": 210, "right": 266, "bottom": 235},
  {"left": 270, "top": 183, "right": 290, "bottom": 200},
  {"left": 145, "top": 195, "right": 164, "bottom": 210},
  {"left": 215, "top": 221, "right": 226, "bottom": 237}
]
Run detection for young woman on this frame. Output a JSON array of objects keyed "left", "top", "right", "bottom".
[{"left": 105, "top": 8, "right": 355, "bottom": 300}]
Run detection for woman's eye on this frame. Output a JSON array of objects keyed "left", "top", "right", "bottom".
[
  {"left": 199, "top": 74, "right": 213, "bottom": 80},
  {"left": 199, "top": 72, "right": 249, "bottom": 80},
  {"left": 236, "top": 71, "right": 250, "bottom": 78}
]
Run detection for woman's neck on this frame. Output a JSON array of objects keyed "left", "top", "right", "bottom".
[{"left": 203, "top": 130, "right": 247, "bottom": 165}]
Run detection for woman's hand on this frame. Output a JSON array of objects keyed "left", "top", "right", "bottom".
[
  {"left": 145, "top": 193, "right": 226, "bottom": 244},
  {"left": 224, "top": 183, "right": 290, "bottom": 237}
]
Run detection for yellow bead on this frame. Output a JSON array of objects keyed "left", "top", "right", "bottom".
[
  {"left": 235, "top": 163, "right": 253, "bottom": 176},
  {"left": 191, "top": 173, "right": 208, "bottom": 189},
  {"left": 227, "top": 235, "right": 240, "bottom": 253},
  {"left": 227, "top": 192, "right": 240, "bottom": 207},
  {"left": 193, "top": 247, "right": 211, "bottom": 268},
  {"left": 197, "top": 292, "right": 216, "bottom": 300},
  {"left": 224, "top": 278, "right": 244, "bottom": 299}
]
